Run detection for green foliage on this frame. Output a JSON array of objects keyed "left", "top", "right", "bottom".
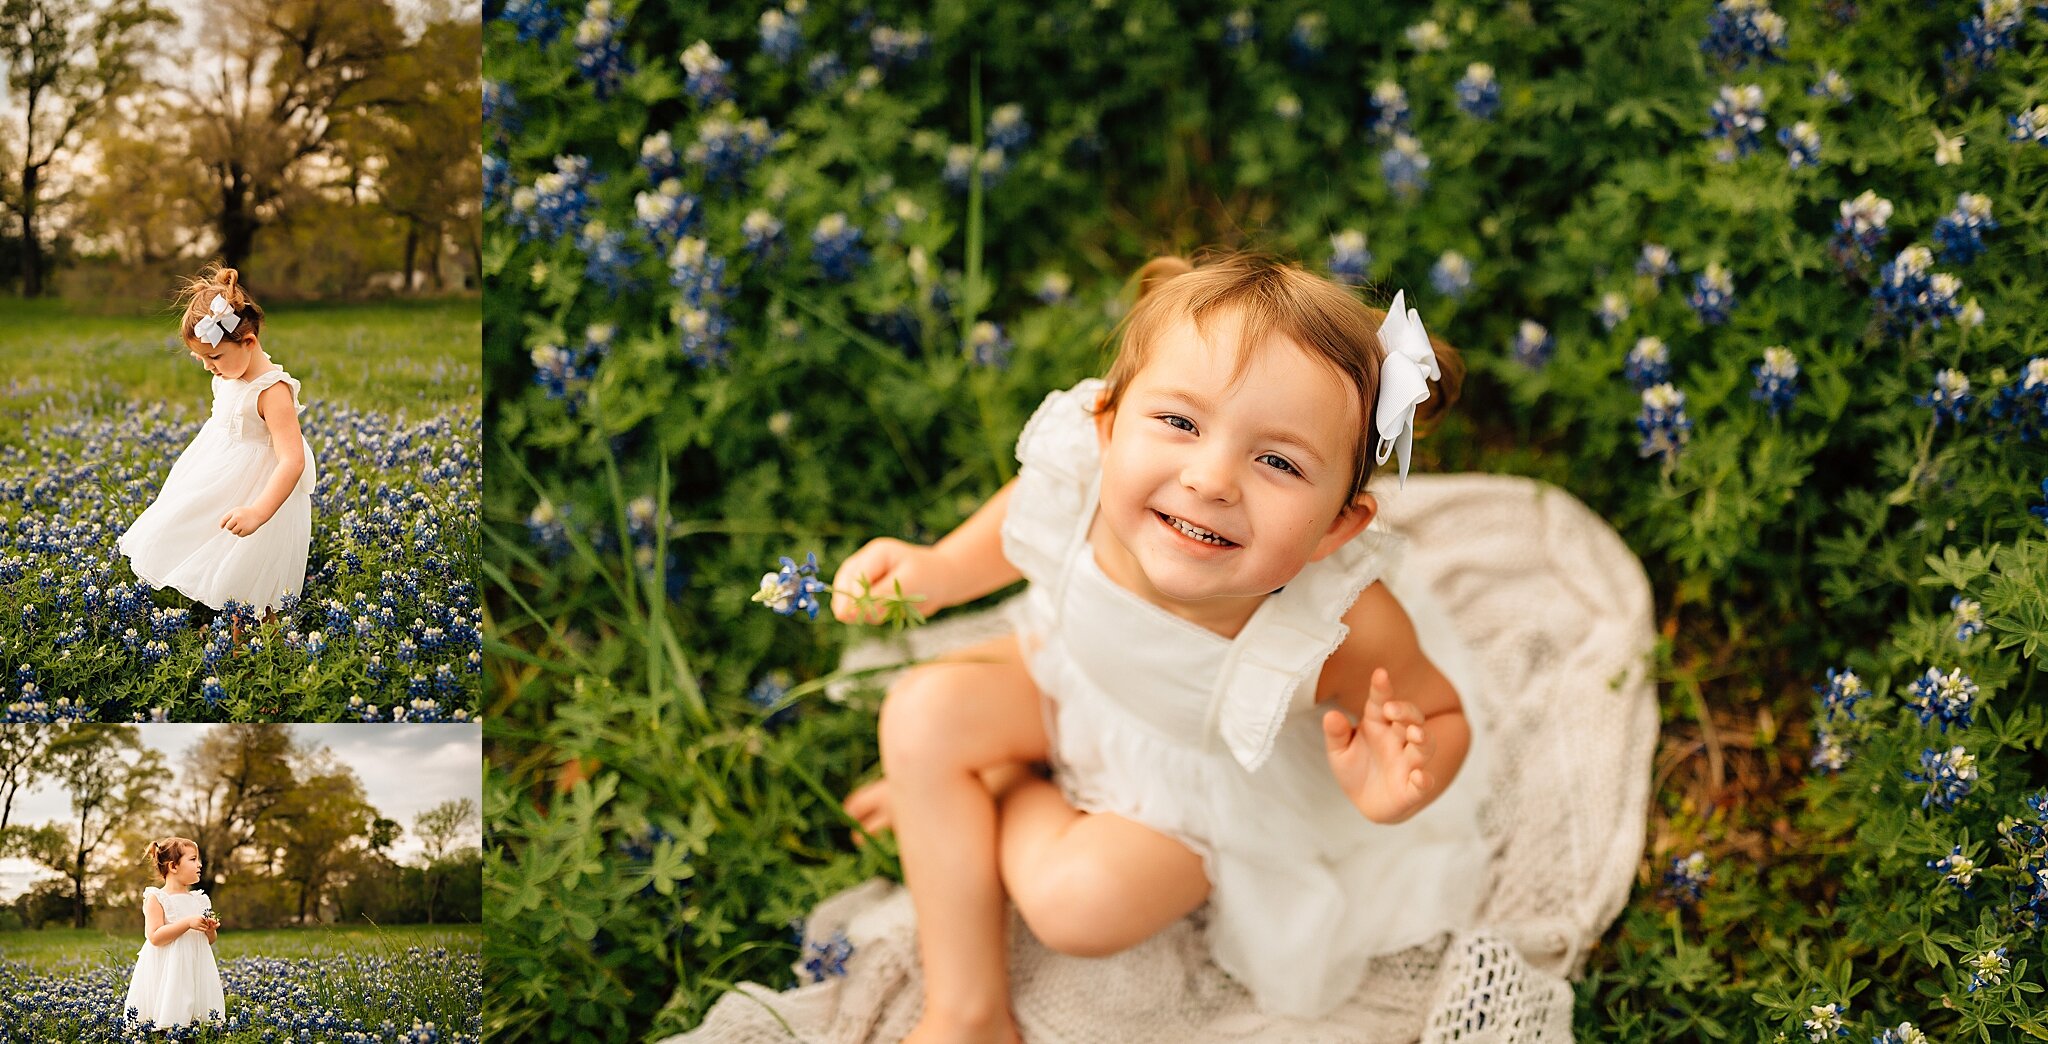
[{"left": 484, "top": 0, "right": 2048, "bottom": 1040}]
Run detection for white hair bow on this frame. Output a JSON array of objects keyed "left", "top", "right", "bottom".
[
  {"left": 1373, "top": 289, "right": 1439, "bottom": 488},
  {"left": 194, "top": 295, "right": 241, "bottom": 346}
]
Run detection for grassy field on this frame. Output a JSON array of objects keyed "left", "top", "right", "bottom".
[
  {"left": 0, "top": 296, "right": 480, "bottom": 423},
  {"left": 0, "top": 921, "right": 483, "bottom": 972}
]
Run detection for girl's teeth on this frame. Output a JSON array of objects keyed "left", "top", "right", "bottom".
[{"left": 1166, "top": 514, "right": 1231, "bottom": 545}]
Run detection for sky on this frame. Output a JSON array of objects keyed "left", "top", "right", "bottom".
[{"left": 0, "top": 724, "right": 481, "bottom": 902}]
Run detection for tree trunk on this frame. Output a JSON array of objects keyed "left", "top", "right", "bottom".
[
  {"left": 20, "top": 165, "right": 43, "bottom": 298},
  {"left": 402, "top": 217, "right": 418, "bottom": 294},
  {"left": 72, "top": 849, "right": 87, "bottom": 928},
  {"left": 219, "top": 173, "right": 258, "bottom": 270}
]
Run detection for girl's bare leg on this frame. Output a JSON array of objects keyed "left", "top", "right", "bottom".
[{"left": 876, "top": 634, "right": 1048, "bottom": 1044}]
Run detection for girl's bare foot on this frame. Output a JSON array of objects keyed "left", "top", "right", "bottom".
[
  {"left": 844, "top": 765, "right": 1041, "bottom": 846},
  {"left": 901, "top": 1008, "right": 1025, "bottom": 1044}
]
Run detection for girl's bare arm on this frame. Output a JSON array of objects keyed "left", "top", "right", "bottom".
[
  {"left": 143, "top": 895, "right": 197, "bottom": 947},
  {"left": 246, "top": 382, "right": 307, "bottom": 520},
  {"left": 928, "top": 479, "right": 1024, "bottom": 604}
]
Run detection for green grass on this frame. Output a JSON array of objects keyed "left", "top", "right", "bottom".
[
  {"left": 0, "top": 296, "right": 480, "bottom": 422},
  {"left": 0, "top": 921, "right": 482, "bottom": 973}
]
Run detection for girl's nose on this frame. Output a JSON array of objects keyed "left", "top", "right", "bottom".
[{"left": 1180, "top": 448, "right": 1240, "bottom": 504}]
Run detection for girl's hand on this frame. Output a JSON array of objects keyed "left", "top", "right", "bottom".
[
  {"left": 200, "top": 917, "right": 218, "bottom": 943},
  {"left": 830, "top": 538, "right": 952, "bottom": 624},
  {"left": 220, "top": 505, "right": 269, "bottom": 536},
  {"left": 1323, "top": 668, "right": 1437, "bottom": 824}
]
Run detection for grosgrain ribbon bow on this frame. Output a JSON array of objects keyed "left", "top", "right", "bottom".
[
  {"left": 1372, "top": 289, "right": 1439, "bottom": 488},
  {"left": 194, "top": 295, "right": 241, "bottom": 346}
]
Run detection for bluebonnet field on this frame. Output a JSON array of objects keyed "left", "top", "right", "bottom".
[
  {"left": 484, "top": 0, "right": 2048, "bottom": 1041},
  {"left": 0, "top": 944, "right": 481, "bottom": 1043},
  {"left": 0, "top": 302, "right": 483, "bottom": 723}
]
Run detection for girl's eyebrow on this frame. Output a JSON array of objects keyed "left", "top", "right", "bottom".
[{"left": 1147, "top": 388, "right": 1329, "bottom": 469}]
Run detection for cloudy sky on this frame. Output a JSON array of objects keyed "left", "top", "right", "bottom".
[{"left": 1, "top": 724, "right": 480, "bottom": 902}]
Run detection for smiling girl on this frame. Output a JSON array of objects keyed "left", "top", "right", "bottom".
[
  {"left": 830, "top": 251, "right": 1486, "bottom": 1042},
  {"left": 117, "top": 264, "right": 318, "bottom": 621}
]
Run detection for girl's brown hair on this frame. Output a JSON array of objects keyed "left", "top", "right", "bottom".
[
  {"left": 145, "top": 837, "right": 199, "bottom": 880},
  {"left": 1096, "top": 250, "right": 1463, "bottom": 501},
  {"left": 174, "top": 262, "right": 265, "bottom": 347}
]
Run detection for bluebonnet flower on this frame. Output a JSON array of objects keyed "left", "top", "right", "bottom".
[
  {"left": 577, "top": 220, "right": 640, "bottom": 293},
  {"left": 514, "top": 155, "right": 596, "bottom": 243},
  {"left": 527, "top": 500, "right": 572, "bottom": 558},
  {"left": 1512, "top": 320, "right": 1553, "bottom": 369},
  {"left": 1597, "top": 291, "right": 1629, "bottom": 331},
  {"left": 1801, "top": 1002, "right": 1849, "bottom": 1040},
  {"left": 1808, "top": 68, "right": 1854, "bottom": 104},
  {"left": 690, "top": 109, "right": 777, "bottom": 186},
  {"left": 1456, "top": 63, "right": 1499, "bottom": 119},
  {"left": 1989, "top": 358, "right": 2048, "bottom": 441},
  {"left": 1625, "top": 337, "right": 1671, "bottom": 391},
  {"left": 1810, "top": 728, "right": 1851, "bottom": 773},
  {"left": 753, "top": 552, "right": 829, "bottom": 619},
  {"left": 881, "top": 195, "right": 928, "bottom": 236},
  {"left": 1966, "top": 947, "right": 2009, "bottom": 991},
  {"left": 1380, "top": 134, "right": 1431, "bottom": 198},
  {"left": 2011, "top": 105, "right": 2048, "bottom": 145},
  {"left": 1660, "top": 850, "right": 1710, "bottom": 905},
  {"left": 483, "top": 154, "right": 510, "bottom": 210},
  {"left": 742, "top": 209, "right": 784, "bottom": 260},
  {"left": 2036, "top": 477, "right": 2048, "bottom": 529},
  {"left": 1933, "top": 192, "right": 1997, "bottom": 264},
  {"left": 1370, "top": 81, "right": 1411, "bottom": 138},
  {"left": 1952, "top": 595, "right": 1986, "bottom": 641},
  {"left": 802, "top": 931, "right": 855, "bottom": 981},
  {"left": 759, "top": 8, "right": 802, "bottom": 64},
  {"left": 868, "top": 25, "right": 929, "bottom": 70},
  {"left": 1907, "top": 745, "right": 1979, "bottom": 811},
  {"left": 1687, "top": 262, "right": 1736, "bottom": 324},
  {"left": 669, "top": 236, "right": 731, "bottom": 307},
  {"left": 747, "top": 669, "right": 797, "bottom": 728},
  {"left": 634, "top": 179, "right": 698, "bottom": 251},
  {"left": 681, "top": 40, "right": 732, "bottom": 106},
  {"left": 1752, "top": 346, "right": 1799, "bottom": 416},
  {"left": 1828, "top": 190, "right": 1893, "bottom": 270},
  {"left": 805, "top": 51, "right": 846, "bottom": 92},
  {"left": 499, "top": 0, "right": 563, "bottom": 45},
  {"left": 142, "top": 638, "right": 169, "bottom": 664},
  {"left": 616, "top": 823, "right": 672, "bottom": 862},
  {"left": 677, "top": 305, "right": 733, "bottom": 367},
  {"left": 1404, "top": 19, "right": 1448, "bottom": 51},
  {"left": 1907, "top": 667, "right": 1979, "bottom": 730},
  {"left": 483, "top": 81, "right": 519, "bottom": 141},
  {"left": 1328, "top": 230, "right": 1371, "bottom": 287},
  {"left": 1034, "top": 271, "right": 1073, "bottom": 305},
  {"left": 1816, "top": 668, "right": 1870, "bottom": 723},
  {"left": 1779, "top": 121, "right": 1820, "bottom": 168},
  {"left": 942, "top": 144, "right": 1008, "bottom": 193},
  {"left": 986, "top": 103, "right": 1031, "bottom": 153},
  {"left": 1705, "top": 84, "right": 1767, "bottom": 162},
  {"left": 1636, "top": 243, "right": 1678, "bottom": 286},
  {"left": 639, "top": 131, "right": 681, "bottom": 184},
  {"left": 306, "top": 630, "right": 326, "bottom": 660},
  {"left": 1430, "top": 251, "right": 1471, "bottom": 299},
  {"left": 532, "top": 325, "right": 611, "bottom": 406},
  {"left": 1288, "top": 13, "right": 1327, "bottom": 66},
  {"left": 1947, "top": 0, "right": 2025, "bottom": 72},
  {"left": 1872, "top": 1024, "right": 1930, "bottom": 1044},
  {"left": 1222, "top": 9, "right": 1257, "bottom": 49},
  {"left": 572, "top": 2, "right": 631, "bottom": 100},
  {"left": 966, "top": 321, "right": 1013, "bottom": 368},
  {"left": 810, "top": 214, "right": 867, "bottom": 281},
  {"left": 1701, "top": 0, "right": 1786, "bottom": 67},
  {"left": 1915, "top": 368, "right": 1972, "bottom": 426},
  {"left": 1930, "top": 844, "right": 1979, "bottom": 891},
  {"left": 201, "top": 676, "right": 225, "bottom": 706},
  {"left": 1636, "top": 384, "right": 1693, "bottom": 462}
]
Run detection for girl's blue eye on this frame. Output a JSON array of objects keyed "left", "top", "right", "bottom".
[
  {"left": 1258, "top": 453, "right": 1300, "bottom": 475},
  {"left": 1160, "top": 414, "right": 1195, "bottom": 432}
]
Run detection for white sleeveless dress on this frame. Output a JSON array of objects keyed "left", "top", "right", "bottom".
[
  {"left": 117, "top": 367, "right": 318, "bottom": 616},
  {"left": 1000, "top": 378, "right": 1494, "bottom": 1019},
  {"left": 123, "top": 887, "right": 227, "bottom": 1026}
]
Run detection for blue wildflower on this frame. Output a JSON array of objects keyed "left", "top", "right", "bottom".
[
  {"left": 1369, "top": 81, "right": 1410, "bottom": 138},
  {"left": 514, "top": 155, "right": 597, "bottom": 243},
  {"left": 1287, "top": 13, "right": 1327, "bottom": 66},
  {"left": 1873, "top": 1023, "right": 1931, "bottom": 1044},
  {"left": 805, "top": 52, "right": 846, "bottom": 93},
  {"left": 1933, "top": 192, "right": 1997, "bottom": 264},
  {"left": 1906, "top": 745, "right": 1980, "bottom": 811},
  {"left": 306, "top": 630, "right": 326, "bottom": 660},
  {"left": 1779, "top": 121, "right": 1820, "bottom": 168},
  {"left": 1874, "top": 247, "right": 1964, "bottom": 333},
  {"left": 616, "top": 823, "right": 672, "bottom": 862},
  {"left": 1989, "top": 359, "right": 2048, "bottom": 441},
  {"left": 483, "top": 154, "right": 510, "bottom": 210},
  {"left": 577, "top": 220, "right": 640, "bottom": 293},
  {"left": 867, "top": 25, "right": 929, "bottom": 70},
  {"left": 1687, "top": 263, "right": 1736, "bottom": 324},
  {"left": 634, "top": 179, "right": 699, "bottom": 251},
  {"left": 1512, "top": 320, "right": 1553, "bottom": 369},
  {"left": 1222, "top": 8, "right": 1257, "bottom": 48},
  {"left": 1828, "top": 190, "right": 1893, "bottom": 271},
  {"left": 1624, "top": 337, "right": 1670, "bottom": 391},
  {"left": 639, "top": 131, "right": 681, "bottom": 184},
  {"left": 1810, "top": 727, "right": 1851, "bottom": 773},
  {"left": 1801, "top": 1002, "right": 1850, "bottom": 1041},
  {"left": 691, "top": 109, "right": 777, "bottom": 187},
  {"left": 669, "top": 236, "right": 731, "bottom": 308},
  {"left": 200, "top": 676, "right": 225, "bottom": 706},
  {"left": 2011, "top": 105, "right": 2048, "bottom": 145},
  {"left": 753, "top": 552, "right": 829, "bottom": 620},
  {"left": 1636, "top": 243, "right": 1678, "bottom": 286},
  {"left": 1405, "top": 19, "right": 1448, "bottom": 51},
  {"left": 1379, "top": 134, "right": 1431, "bottom": 198},
  {"left": 1915, "top": 368, "right": 1972, "bottom": 426},
  {"left": 1328, "top": 230, "right": 1371, "bottom": 287},
  {"left": 1929, "top": 844, "right": 1979, "bottom": 892},
  {"left": 1430, "top": 251, "right": 1471, "bottom": 299},
  {"left": 1966, "top": 947, "right": 2009, "bottom": 991},
  {"left": 527, "top": 499, "right": 572, "bottom": 558},
  {"left": 1701, "top": 0, "right": 1787, "bottom": 67},
  {"left": 759, "top": 8, "right": 802, "bottom": 64},
  {"left": 986, "top": 103, "right": 1031, "bottom": 153},
  {"left": 532, "top": 324, "right": 611, "bottom": 407},
  {"left": 1456, "top": 63, "right": 1499, "bottom": 118},
  {"left": 482, "top": 81, "right": 519, "bottom": 143},
  {"left": 499, "top": 0, "right": 563, "bottom": 45},
  {"left": 677, "top": 305, "right": 733, "bottom": 367},
  {"left": 966, "top": 321, "right": 1013, "bottom": 368},
  {"left": 747, "top": 669, "right": 797, "bottom": 728},
  {"left": 801, "top": 931, "right": 855, "bottom": 982},
  {"left": 1636, "top": 384, "right": 1692, "bottom": 462},
  {"left": 1951, "top": 595, "right": 1986, "bottom": 641},
  {"left": 810, "top": 213, "right": 867, "bottom": 281},
  {"left": 1815, "top": 668, "right": 1869, "bottom": 723},
  {"left": 1660, "top": 850, "right": 1710, "bottom": 906},
  {"left": 1705, "top": 84, "right": 1767, "bottom": 161},
  {"left": 1906, "top": 666, "right": 1979, "bottom": 730},
  {"left": 1808, "top": 68, "right": 1854, "bottom": 104},
  {"left": 1597, "top": 292, "right": 1630, "bottom": 331},
  {"left": 742, "top": 209, "right": 784, "bottom": 260},
  {"left": 1035, "top": 271, "right": 1073, "bottom": 305},
  {"left": 572, "top": 2, "right": 631, "bottom": 100},
  {"left": 2035, "top": 478, "right": 2048, "bottom": 529},
  {"left": 942, "top": 144, "right": 1007, "bottom": 194},
  {"left": 681, "top": 40, "right": 732, "bottom": 105},
  {"left": 1751, "top": 346, "right": 1799, "bottom": 416},
  {"left": 1947, "top": 0, "right": 2025, "bottom": 72}
]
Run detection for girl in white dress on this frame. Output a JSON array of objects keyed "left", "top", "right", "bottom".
[
  {"left": 118, "top": 264, "right": 317, "bottom": 620},
  {"left": 832, "top": 252, "right": 1487, "bottom": 1042},
  {"left": 124, "top": 836, "right": 227, "bottom": 1027}
]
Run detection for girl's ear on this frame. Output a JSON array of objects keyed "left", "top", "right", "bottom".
[
  {"left": 1309, "top": 491, "right": 1377, "bottom": 562},
  {"left": 1092, "top": 390, "right": 1114, "bottom": 449}
]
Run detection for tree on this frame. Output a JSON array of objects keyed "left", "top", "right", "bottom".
[
  {"left": 0, "top": 0, "right": 173, "bottom": 295},
  {"left": 413, "top": 796, "right": 475, "bottom": 925},
  {"left": 177, "top": 724, "right": 301, "bottom": 898},
  {"left": 173, "top": 0, "right": 405, "bottom": 269},
  {"left": 356, "top": 6, "right": 479, "bottom": 291},
  {"left": 0, "top": 724, "right": 55, "bottom": 833},
  {"left": 34, "top": 724, "right": 159, "bottom": 927},
  {"left": 269, "top": 753, "right": 371, "bottom": 924}
]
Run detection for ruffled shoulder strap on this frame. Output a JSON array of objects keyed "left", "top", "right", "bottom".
[
  {"left": 245, "top": 368, "right": 305, "bottom": 415},
  {"left": 142, "top": 886, "right": 163, "bottom": 907},
  {"left": 999, "top": 377, "right": 1106, "bottom": 587},
  {"left": 1213, "top": 524, "right": 1409, "bottom": 773}
]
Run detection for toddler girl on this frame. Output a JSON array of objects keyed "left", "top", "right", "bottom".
[
  {"left": 123, "top": 836, "right": 226, "bottom": 1026},
  {"left": 832, "top": 252, "right": 1490, "bottom": 1042},
  {"left": 118, "top": 264, "right": 318, "bottom": 620}
]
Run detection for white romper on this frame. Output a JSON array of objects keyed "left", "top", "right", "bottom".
[{"left": 1000, "top": 378, "right": 1494, "bottom": 1019}]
